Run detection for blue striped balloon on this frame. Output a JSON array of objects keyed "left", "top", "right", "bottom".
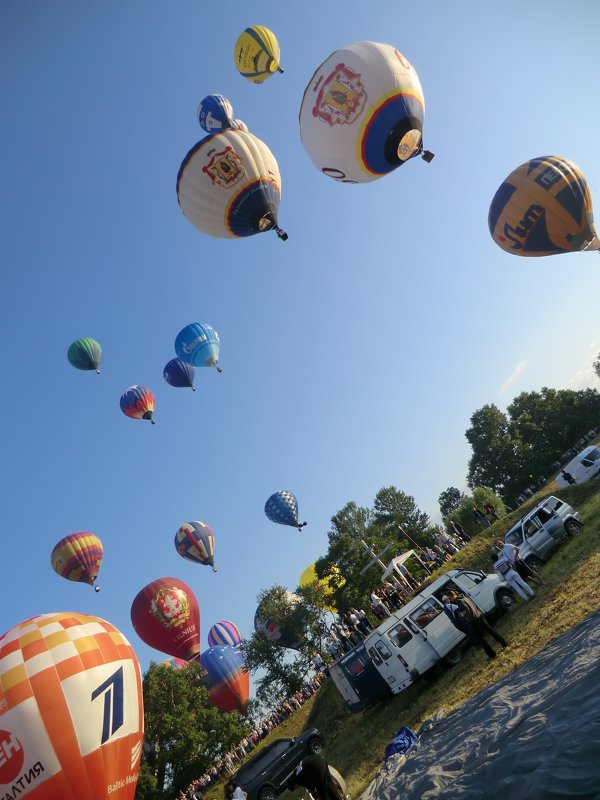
[
  {"left": 175, "top": 322, "right": 221, "bottom": 371},
  {"left": 207, "top": 621, "right": 242, "bottom": 648}
]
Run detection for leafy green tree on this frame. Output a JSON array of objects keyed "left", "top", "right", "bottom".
[
  {"left": 437, "top": 487, "right": 466, "bottom": 518},
  {"left": 466, "top": 404, "right": 519, "bottom": 497},
  {"left": 136, "top": 660, "right": 244, "bottom": 800},
  {"left": 594, "top": 354, "right": 600, "bottom": 381}
]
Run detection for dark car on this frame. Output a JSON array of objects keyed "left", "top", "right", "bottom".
[{"left": 232, "top": 727, "right": 324, "bottom": 800}]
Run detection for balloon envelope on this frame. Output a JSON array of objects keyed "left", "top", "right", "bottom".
[
  {"left": 299, "top": 41, "right": 430, "bottom": 184},
  {"left": 174, "top": 322, "right": 220, "bottom": 369},
  {"left": 177, "top": 129, "right": 287, "bottom": 240},
  {"left": 130, "top": 577, "right": 201, "bottom": 660},
  {"left": 120, "top": 385, "right": 155, "bottom": 423},
  {"left": 488, "top": 155, "right": 600, "bottom": 256},
  {"left": 201, "top": 646, "right": 249, "bottom": 712},
  {"left": 207, "top": 621, "right": 242, "bottom": 648},
  {"left": 51, "top": 532, "right": 103, "bottom": 591},
  {"left": 160, "top": 657, "right": 188, "bottom": 670},
  {"left": 254, "top": 592, "right": 301, "bottom": 650},
  {"left": 197, "top": 94, "right": 234, "bottom": 133},
  {"left": 231, "top": 118, "right": 249, "bottom": 132},
  {"left": 233, "top": 26, "right": 282, "bottom": 84},
  {"left": 298, "top": 562, "right": 342, "bottom": 612},
  {"left": 265, "top": 490, "right": 306, "bottom": 531},
  {"left": 67, "top": 338, "right": 102, "bottom": 372},
  {"left": 0, "top": 612, "right": 144, "bottom": 800},
  {"left": 174, "top": 521, "right": 216, "bottom": 570},
  {"left": 163, "top": 358, "right": 196, "bottom": 390}
]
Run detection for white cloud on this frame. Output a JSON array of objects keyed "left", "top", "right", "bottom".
[
  {"left": 499, "top": 360, "right": 528, "bottom": 395},
  {"left": 562, "top": 361, "right": 600, "bottom": 391}
]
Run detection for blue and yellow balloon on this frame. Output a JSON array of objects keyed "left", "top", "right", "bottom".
[{"left": 489, "top": 156, "right": 599, "bottom": 257}]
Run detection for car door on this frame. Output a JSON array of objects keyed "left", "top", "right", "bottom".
[
  {"left": 366, "top": 637, "right": 410, "bottom": 693},
  {"left": 267, "top": 740, "right": 296, "bottom": 789},
  {"left": 406, "top": 597, "right": 463, "bottom": 670},
  {"left": 523, "top": 512, "right": 556, "bottom": 556}
]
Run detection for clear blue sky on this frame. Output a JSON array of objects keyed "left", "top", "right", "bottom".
[{"left": 2, "top": 0, "right": 599, "bottom": 676}]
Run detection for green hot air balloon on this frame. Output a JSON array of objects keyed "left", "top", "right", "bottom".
[{"left": 68, "top": 338, "right": 102, "bottom": 373}]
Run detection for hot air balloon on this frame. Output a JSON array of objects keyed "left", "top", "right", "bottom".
[
  {"left": 299, "top": 41, "right": 433, "bottom": 185},
  {"left": 176, "top": 129, "right": 288, "bottom": 241},
  {"left": 201, "top": 645, "right": 250, "bottom": 713},
  {"left": 67, "top": 338, "right": 102, "bottom": 373},
  {"left": 50, "top": 532, "right": 103, "bottom": 592},
  {"left": 0, "top": 612, "right": 144, "bottom": 800},
  {"left": 160, "top": 657, "right": 188, "bottom": 670},
  {"left": 254, "top": 591, "right": 301, "bottom": 650},
  {"left": 233, "top": 25, "right": 283, "bottom": 84},
  {"left": 120, "top": 385, "right": 155, "bottom": 423},
  {"left": 231, "top": 118, "right": 249, "bottom": 132},
  {"left": 488, "top": 155, "right": 600, "bottom": 257},
  {"left": 207, "top": 621, "right": 242, "bottom": 648},
  {"left": 174, "top": 521, "right": 217, "bottom": 572},
  {"left": 197, "top": 94, "right": 235, "bottom": 133},
  {"left": 299, "top": 562, "right": 343, "bottom": 612},
  {"left": 174, "top": 322, "right": 222, "bottom": 372},
  {"left": 163, "top": 358, "right": 196, "bottom": 390},
  {"left": 265, "top": 490, "right": 307, "bottom": 531},
  {"left": 130, "top": 577, "right": 201, "bottom": 661}
]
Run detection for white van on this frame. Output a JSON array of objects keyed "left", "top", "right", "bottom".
[
  {"left": 555, "top": 445, "right": 600, "bottom": 488},
  {"left": 363, "top": 569, "right": 513, "bottom": 693}
]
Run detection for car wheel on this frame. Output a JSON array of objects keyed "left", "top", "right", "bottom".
[
  {"left": 496, "top": 588, "right": 515, "bottom": 611},
  {"left": 565, "top": 519, "right": 582, "bottom": 536},
  {"left": 443, "top": 646, "right": 462, "bottom": 667},
  {"left": 307, "top": 736, "right": 324, "bottom": 754},
  {"left": 258, "top": 786, "right": 277, "bottom": 800},
  {"left": 526, "top": 556, "right": 543, "bottom": 573}
]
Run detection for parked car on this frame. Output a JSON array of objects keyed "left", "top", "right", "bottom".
[
  {"left": 504, "top": 495, "right": 582, "bottom": 571},
  {"left": 555, "top": 445, "right": 600, "bottom": 488},
  {"left": 232, "top": 728, "right": 324, "bottom": 800},
  {"left": 329, "top": 640, "right": 392, "bottom": 712},
  {"left": 363, "top": 568, "right": 514, "bottom": 693}
]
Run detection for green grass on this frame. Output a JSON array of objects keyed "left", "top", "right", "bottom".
[{"left": 219, "top": 479, "right": 600, "bottom": 800}]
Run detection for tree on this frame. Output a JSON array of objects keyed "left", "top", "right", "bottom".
[
  {"left": 594, "top": 354, "right": 600, "bottom": 381},
  {"left": 438, "top": 487, "right": 465, "bottom": 518},
  {"left": 466, "top": 404, "right": 519, "bottom": 497},
  {"left": 136, "top": 660, "right": 244, "bottom": 800}
]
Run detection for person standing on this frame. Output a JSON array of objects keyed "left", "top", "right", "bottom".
[
  {"left": 449, "top": 519, "right": 470, "bottom": 543},
  {"left": 443, "top": 590, "right": 508, "bottom": 659},
  {"left": 472, "top": 506, "right": 491, "bottom": 528},
  {"left": 370, "top": 589, "right": 391, "bottom": 618},
  {"left": 286, "top": 754, "right": 345, "bottom": 800},
  {"left": 483, "top": 501, "right": 500, "bottom": 521},
  {"left": 561, "top": 470, "right": 577, "bottom": 485},
  {"left": 496, "top": 539, "right": 543, "bottom": 585},
  {"left": 493, "top": 551, "right": 536, "bottom": 601}
]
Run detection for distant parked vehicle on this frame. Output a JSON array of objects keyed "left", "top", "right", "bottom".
[
  {"left": 555, "top": 445, "right": 600, "bottom": 489},
  {"left": 329, "top": 641, "right": 392, "bottom": 711},
  {"left": 232, "top": 728, "right": 324, "bottom": 800},
  {"left": 504, "top": 495, "right": 583, "bottom": 572}
]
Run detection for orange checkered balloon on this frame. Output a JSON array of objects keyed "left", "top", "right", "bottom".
[{"left": 0, "top": 612, "right": 144, "bottom": 799}]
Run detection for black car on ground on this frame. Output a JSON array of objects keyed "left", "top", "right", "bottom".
[{"left": 232, "top": 727, "right": 324, "bottom": 800}]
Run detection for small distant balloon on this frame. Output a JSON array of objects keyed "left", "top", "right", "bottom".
[
  {"left": 120, "top": 385, "right": 155, "bottom": 423},
  {"left": 164, "top": 358, "right": 196, "bottom": 390},
  {"left": 0, "top": 612, "right": 144, "bottom": 800},
  {"left": 488, "top": 155, "right": 600, "bottom": 257},
  {"left": 51, "top": 532, "right": 103, "bottom": 592},
  {"left": 175, "top": 322, "right": 221, "bottom": 371},
  {"left": 131, "top": 577, "right": 201, "bottom": 661},
  {"left": 231, "top": 118, "right": 249, "bottom": 132},
  {"left": 208, "top": 621, "right": 242, "bottom": 648},
  {"left": 67, "top": 337, "right": 102, "bottom": 373},
  {"left": 175, "top": 521, "right": 217, "bottom": 572},
  {"left": 234, "top": 25, "right": 283, "bottom": 84},
  {"left": 197, "top": 94, "right": 235, "bottom": 133},
  {"left": 161, "top": 657, "right": 188, "bottom": 670},
  {"left": 265, "top": 490, "right": 307, "bottom": 531}
]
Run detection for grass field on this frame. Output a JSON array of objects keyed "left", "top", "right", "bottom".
[{"left": 214, "top": 477, "right": 600, "bottom": 799}]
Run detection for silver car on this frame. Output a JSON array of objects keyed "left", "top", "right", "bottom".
[{"left": 504, "top": 495, "right": 582, "bottom": 571}]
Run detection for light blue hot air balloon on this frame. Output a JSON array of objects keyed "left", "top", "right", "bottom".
[
  {"left": 264, "top": 490, "right": 307, "bottom": 532},
  {"left": 208, "top": 621, "right": 242, "bottom": 648},
  {"left": 197, "top": 94, "right": 235, "bottom": 134},
  {"left": 163, "top": 358, "right": 196, "bottom": 390},
  {"left": 175, "top": 322, "right": 221, "bottom": 372}
]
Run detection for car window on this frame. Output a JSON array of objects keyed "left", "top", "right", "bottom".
[
  {"left": 367, "top": 646, "right": 383, "bottom": 666},
  {"left": 505, "top": 527, "right": 523, "bottom": 545},
  {"left": 374, "top": 640, "right": 392, "bottom": 660},
  {"left": 454, "top": 571, "right": 483, "bottom": 590},
  {"left": 387, "top": 622, "right": 412, "bottom": 648},
  {"left": 344, "top": 654, "right": 366, "bottom": 677},
  {"left": 409, "top": 598, "right": 443, "bottom": 629},
  {"left": 536, "top": 505, "right": 554, "bottom": 524},
  {"left": 584, "top": 447, "right": 600, "bottom": 464},
  {"left": 524, "top": 517, "right": 541, "bottom": 536}
]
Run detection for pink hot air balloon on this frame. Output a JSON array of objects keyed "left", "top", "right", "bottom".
[
  {"left": 0, "top": 612, "right": 144, "bottom": 799},
  {"left": 130, "top": 577, "right": 201, "bottom": 661}
]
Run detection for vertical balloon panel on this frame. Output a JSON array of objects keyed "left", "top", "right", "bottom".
[{"left": 0, "top": 613, "right": 144, "bottom": 800}]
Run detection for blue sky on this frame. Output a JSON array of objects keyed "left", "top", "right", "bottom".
[{"left": 2, "top": 0, "right": 599, "bottom": 676}]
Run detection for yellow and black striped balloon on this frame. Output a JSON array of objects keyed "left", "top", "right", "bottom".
[
  {"left": 488, "top": 156, "right": 599, "bottom": 257},
  {"left": 233, "top": 25, "right": 282, "bottom": 84}
]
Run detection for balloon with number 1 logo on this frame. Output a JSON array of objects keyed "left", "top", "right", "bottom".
[{"left": 0, "top": 612, "right": 144, "bottom": 799}]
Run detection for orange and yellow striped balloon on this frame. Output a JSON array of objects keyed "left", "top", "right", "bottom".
[
  {"left": 0, "top": 612, "right": 144, "bottom": 799},
  {"left": 51, "top": 532, "right": 103, "bottom": 591},
  {"left": 488, "top": 156, "right": 599, "bottom": 256}
]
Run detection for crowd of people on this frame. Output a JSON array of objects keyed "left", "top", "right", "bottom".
[{"left": 178, "top": 674, "right": 325, "bottom": 800}]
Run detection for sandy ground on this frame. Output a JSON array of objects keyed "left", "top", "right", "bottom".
[{"left": 361, "top": 607, "right": 600, "bottom": 799}]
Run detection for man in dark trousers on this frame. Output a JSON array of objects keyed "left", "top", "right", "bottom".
[
  {"left": 286, "top": 754, "right": 345, "bottom": 800},
  {"left": 442, "top": 590, "right": 507, "bottom": 660}
]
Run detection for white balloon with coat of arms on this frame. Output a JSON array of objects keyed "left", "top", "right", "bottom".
[{"left": 299, "top": 40, "right": 432, "bottom": 184}]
